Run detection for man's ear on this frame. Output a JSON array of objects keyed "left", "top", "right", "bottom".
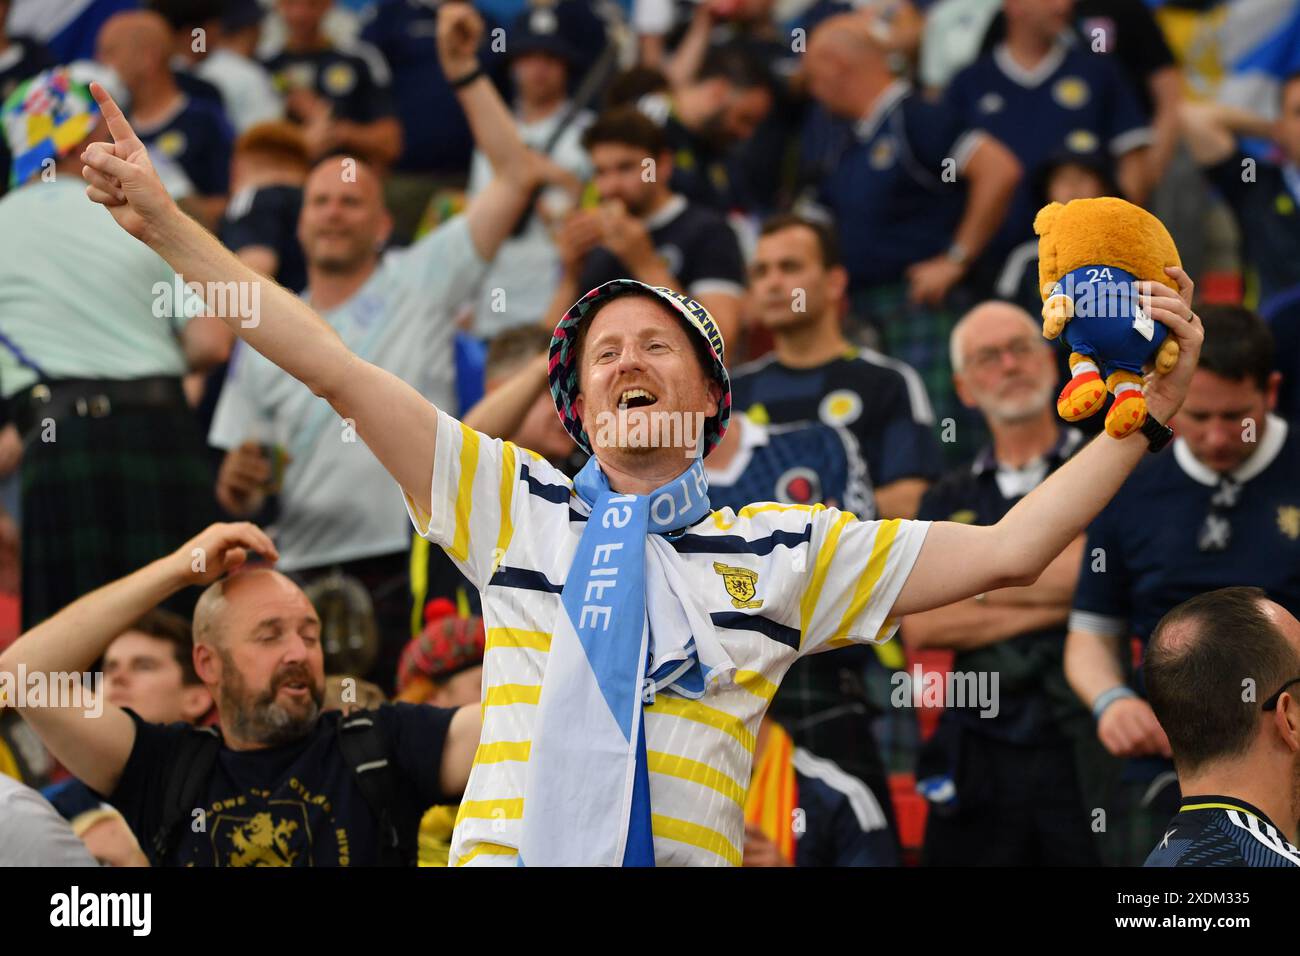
[
  {"left": 1266, "top": 370, "right": 1282, "bottom": 413},
  {"left": 827, "top": 264, "right": 850, "bottom": 305},
  {"left": 193, "top": 643, "right": 218, "bottom": 688}
]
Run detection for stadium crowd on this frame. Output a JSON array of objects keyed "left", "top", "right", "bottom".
[{"left": 0, "top": 0, "right": 1298, "bottom": 869}]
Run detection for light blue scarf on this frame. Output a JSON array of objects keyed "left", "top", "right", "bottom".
[{"left": 518, "top": 456, "right": 734, "bottom": 866}]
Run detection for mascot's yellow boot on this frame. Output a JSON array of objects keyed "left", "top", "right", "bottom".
[
  {"left": 1104, "top": 370, "right": 1147, "bottom": 438},
  {"left": 1057, "top": 352, "right": 1108, "bottom": 421}
]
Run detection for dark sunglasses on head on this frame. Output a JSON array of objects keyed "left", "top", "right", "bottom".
[{"left": 1262, "top": 676, "right": 1300, "bottom": 711}]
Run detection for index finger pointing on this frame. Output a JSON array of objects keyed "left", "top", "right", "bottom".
[{"left": 88, "top": 81, "right": 140, "bottom": 147}]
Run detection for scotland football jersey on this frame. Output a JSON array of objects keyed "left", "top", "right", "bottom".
[
  {"left": 1145, "top": 797, "right": 1300, "bottom": 867},
  {"left": 945, "top": 39, "right": 1149, "bottom": 261},
  {"left": 706, "top": 415, "right": 875, "bottom": 519}
]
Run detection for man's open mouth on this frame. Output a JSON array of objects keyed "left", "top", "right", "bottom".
[{"left": 618, "top": 388, "right": 658, "bottom": 409}]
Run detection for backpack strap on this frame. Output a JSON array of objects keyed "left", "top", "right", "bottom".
[
  {"left": 151, "top": 724, "right": 221, "bottom": 865},
  {"left": 336, "top": 709, "right": 417, "bottom": 867}
]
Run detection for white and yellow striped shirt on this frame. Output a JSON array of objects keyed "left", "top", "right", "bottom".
[{"left": 405, "top": 410, "right": 929, "bottom": 866}]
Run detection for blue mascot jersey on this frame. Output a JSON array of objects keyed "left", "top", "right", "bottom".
[{"left": 1047, "top": 265, "right": 1167, "bottom": 376}]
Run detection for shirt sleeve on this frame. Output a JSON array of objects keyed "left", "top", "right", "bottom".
[
  {"left": 404, "top": 407, "right": 552, "bottom": 590},
  {"left": 859, "top": 370, "right": 943, "bottom": 485},
  {"left": 395, "top": 214, "right": 490, "bottom": 315},
  {"left": 380, "top": 701, "right": 458, "bottom": 807},
  {"left": 680, "top": 216, "right": 747, "bottom": 299},
  {"left": 103, "top": 710, "right": 193, "bottom": 854},
  {"left": 0, "top": 778, "right": 99, "bottom": 866},
  {"left": 1069, "top": 503, "right": 1131, "bottom": 638},
  {"left": 904, "top": 95, "right": 983, "bottom": 179},
  {"left": 221, "top": 188, "right": 291, "bottom": 254},
  {"left": 354, "top": 45, "right": 397, "bottom": 121},
  {"left": 798, "top": 510, "right": 931, "bottom": 656}
]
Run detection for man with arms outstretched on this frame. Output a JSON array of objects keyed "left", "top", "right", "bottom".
[{"left": 74, "top": 70, "right": 1203, "bottom": 865}]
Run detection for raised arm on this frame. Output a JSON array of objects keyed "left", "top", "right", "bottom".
[
  {"left": 0, "top": 523, "right": 277, "bottom": 796},
  {"left": 893, "top": 269, "right": 1202, "bottom": 615},
  {"left": 438, "top": 3, "right": 544, "bottom": 264},
  {"left": 80, "top": 83, "right": 442, "bottom": 513}
]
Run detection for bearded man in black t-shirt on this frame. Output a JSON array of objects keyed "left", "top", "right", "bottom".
[{"left": 0, "top": 523, "right": 481, "bottom": 866}]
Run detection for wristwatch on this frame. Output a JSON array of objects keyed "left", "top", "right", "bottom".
[{"left": 1139, "top": 412, "right": 1174, "bottom": 453}]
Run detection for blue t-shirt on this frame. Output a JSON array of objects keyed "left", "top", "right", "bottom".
[
  {"left": 707, "top": 418, "right": 874, "bottom": 518},
  {"left": 945, "top": 41, "right": 1149, "bottom": 261},
  {"left": 1072, "top": 418, "right": 1300, "bottom": 655},
  {"left": 730, "top": 348, "right": 943, "bottom": 488},
  {"left": 220, "top": 184, "right": 307, "bottom": 294},
  {"left": 136, "top": 97, "right": 234, "bottom": 198},
  {"left": 263, "top": 44, "right": 396, "bottom": 126},
  {"left": 802, "top": 82, "right": 974, "bottom": 290},
  {"left": 106, "top": 704, "right": 455, "bottom": 866}
]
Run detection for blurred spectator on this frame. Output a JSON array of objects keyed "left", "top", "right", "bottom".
[
  {"left": 743, "top": 714, "right": 896, "bottom": 867},
  {"left": 1180, "top": 73, "right": 1300, "bottom": 315},
  {"left": 210, "top": 3, "right": 540, "bottom": 693},
  {"left": 467, "top": 5, "right": 593, "bottom": 337},
  {"left": 222, "top": 120, "right": 312, "bottom": 293},
  {"left": 0, "top": 772, "right": 98, "bottom": 865},
  {"left": 159, "top": 0, "right": 287, "bottom": 134},
  {"left": 96, "top": 9, "right": 235, "bottom": 229},
  {"left": 1141, "top": 588, "right": 1300, "bottom": 868},
  {"left": 1065, "top": 305, "right": 1300, "bottom": 865},
  {"left": 262, "top": 0, "right": 402, "bottom": 168},
  {"left": 970, "top": 1, "right": 1181, "bottom": 191},
  {"left": 543, "top": 106, "right": 746, "bottom": 348},
  {"left": 0, "top": 0, "right": 53, "bottom": 196},
  {"left": 360, "top": 0, "right": 504, "bottom": 242},
  {"left": 0, "top": 67, "right": 225, "bottom": 630},
  {"left": 638, "top": 43, "right": 774, "bottom": 213},
  {"left": 43, "top": 607, "right": 213, "bottom": 867},
  {"left": 902, "top": 301, "right": 1097, "bottom": 866},
  {"left": 800, "top": 13, "right": 1020, "bottom": 456},
  {"left": 731, "top": 214, "right": 943, "bottom": 520},
  {"left": 396, "top": 602, "right": 484, "bottom": 708},
  {"left": 944, "top": 0, "right": 1150, "bottom": 275}
]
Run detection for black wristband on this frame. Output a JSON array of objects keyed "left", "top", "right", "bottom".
[
  {"left": 450, "top": 66, "right": 484, "bottom": 89},
  {"left": 1140, "top": 412, "right": 1174, "bottom": 453}
]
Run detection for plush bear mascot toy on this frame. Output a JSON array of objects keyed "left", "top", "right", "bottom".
[{"left": 1035, "top": 197, "right": 1182, "bottom": 438}]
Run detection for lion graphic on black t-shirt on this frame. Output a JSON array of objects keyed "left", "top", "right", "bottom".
[{"left": 227, "top": 813, "right": 300, "bottom": 866}]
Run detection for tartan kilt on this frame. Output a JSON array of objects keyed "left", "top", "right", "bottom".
[
  {"left": 20, "top": 405, "right": 218, "bottom": 628},
  {"left": 850, "top": 282, "right": 989, "bottom": 468}
]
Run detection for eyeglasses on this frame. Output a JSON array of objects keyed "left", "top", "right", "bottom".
[
  {"left": 1262, "top": 676, "right": 1300, "bottom": 711},
  {"left": 966, "top": 338, "right": 1038, "bottom": 373}
]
